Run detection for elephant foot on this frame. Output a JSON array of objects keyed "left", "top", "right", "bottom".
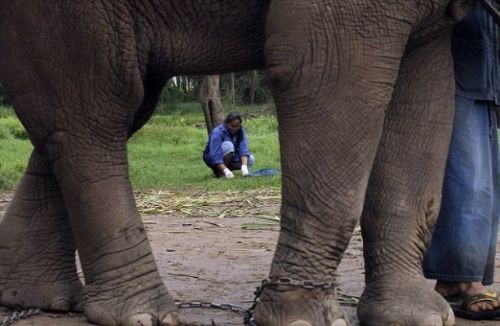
[
  {"left": 0, "top": 279, "right": 83, "bottom": 312},
  {"left": 358, "top": 278, "right": 455, "bottom": 326},
  {"left": 0, "top": 213, "right": 83, "bottom": 311},
  {"left": 82, "top": 274, "right": 178, "bottom": 326},
  {"left": 0, "top": 152, "right": 83, "bottom": 312},
  {"left": 0, "top": 234, "right": 83, "bottom": 311},
  {"left": 0, "top": 237, "right": 83, "bottom": 311},
  {"left": 252, "top": 284, "right": 349, "bottom": 326}
]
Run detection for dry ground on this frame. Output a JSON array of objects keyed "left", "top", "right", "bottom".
[{"left": 0, "top": 190, "right": 499, "bottom": 325}]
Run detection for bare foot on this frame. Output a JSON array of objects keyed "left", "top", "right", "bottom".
[{"left": 435, "top": 281, "right": 500, "bottom": 312}]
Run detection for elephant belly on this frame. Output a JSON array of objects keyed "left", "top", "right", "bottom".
[{"left": 144, "top": 0, "right": 270, "bottom": 75}]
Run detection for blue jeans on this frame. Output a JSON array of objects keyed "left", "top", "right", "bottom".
[
  {"left": 221, "top": 141, "right": 255, "bottom": 167},
  {"left": 203, "top": 141, "right": 255, "bottom": 173},
  {"left": 423, "top": 96, "right": 500, "bottom": 284}
]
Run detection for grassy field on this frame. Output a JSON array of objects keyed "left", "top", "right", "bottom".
[{"left": 0, "top": 102, "right": 281, "bottom": 192}]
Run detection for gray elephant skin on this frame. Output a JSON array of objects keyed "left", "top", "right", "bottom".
[{"left": 0, "top": 1, "right": 475, "bottom": 325}]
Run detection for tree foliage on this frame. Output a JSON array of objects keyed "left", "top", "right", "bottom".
[
  {"left": 158, "top": 70, "right": 271, "bottom": 107},
  {"left": 220, "top": 70, "right": 271, "bottom": 105}
]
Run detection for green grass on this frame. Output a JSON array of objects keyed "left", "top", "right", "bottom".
[
  {"left": 0, "top": 103, "right": 281, "bottom": 191},
  {"left": 2, "top": 102, "right": 500, "bottom": 193},
  {"left": 129, "top": 102, "right": 280, "bottom": 191},
  {"left": 0, "top": 107, "right": 33, "bottom": 189}
]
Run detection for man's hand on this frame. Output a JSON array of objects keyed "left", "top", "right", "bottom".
[
  {"left": 241, "top": 164, "right": 249, "bottom": 177},
  {"left": 223, "top": 168, "right": 235, "bottom": 178}
]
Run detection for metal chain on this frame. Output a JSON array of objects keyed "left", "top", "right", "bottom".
[
  {"left": 0, "top": 278, "right": 358, "bottom": 326},
  {"left": 176, "top": 301, "right": 247, "bottom": 314},
  {"left": 244, "top": 277, "right": 339, "bottom": 326},
  {"left": 0, "top": 308, "right": 42, "bottom": 326}
]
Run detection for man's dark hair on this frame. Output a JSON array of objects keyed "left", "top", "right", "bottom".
[
  {"left": 224, "top": 112, "right": 243, "bottom": 124},
  {"left": 224, "top": 112, "right": 244, "bottom": 148}
]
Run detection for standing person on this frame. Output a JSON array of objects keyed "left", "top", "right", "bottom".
[
  {"left": 423, "top": 2, "right": 500, "bottom": 320},
  {"left": 203, "top": 112, "right": 255, "bottom": 178}
]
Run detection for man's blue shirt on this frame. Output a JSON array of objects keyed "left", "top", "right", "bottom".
[
  {"left": 203, "top": 124, "right": 250, "bottom": 166},
  {"left": 453, "top": 2, "right": 500, "bottom": 104}
]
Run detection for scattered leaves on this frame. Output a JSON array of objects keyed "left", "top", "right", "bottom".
[{"left": 135, "top": 188, "right": 281, "bottom": 221}]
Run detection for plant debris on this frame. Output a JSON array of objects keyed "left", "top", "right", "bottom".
[{"left": 135, "top": 188, "right": 281, "bottom": 221}]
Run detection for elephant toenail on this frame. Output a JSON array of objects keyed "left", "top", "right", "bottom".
[
  {"left": 444, "top": 308, "right": 455, "bottom": 326},
  {"left": 161, "top": 312, "right": 179, "bottom": 326},
  {"left": 50, "top": 298, "right": 70, "bottom": 311},
  {"left": 331, "top": 319, "right": 348, "bottom": 326},
  {"left": 420, "top": 314, "right": 443, "bottom": 326},
  {"left": 125, "top": 313, "right": 154, "bottom": 326},
  {"left": 289, "top": 320, "right": 312, "bottom": 326}
]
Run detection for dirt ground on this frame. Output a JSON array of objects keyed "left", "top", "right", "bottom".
[{"left": 0, "top": 191, "right": 499, "bottom": 325}]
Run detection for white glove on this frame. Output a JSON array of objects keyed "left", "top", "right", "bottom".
[
  {"left": 241, "top": 164, "right": 249, "bottom": 177},
  {"left": 223, "top": 168, "right": 234, "bottom": 178}
]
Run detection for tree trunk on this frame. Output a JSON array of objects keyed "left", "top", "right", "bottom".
[
  {"left": 230, "top": 73, "right": 235, "bottom": 107},
  {"left": 249, "top": 70, "right": 258, "bottom": 105},
  {"left": 199, "top": 75, "right": 224, "bottom": 134}
]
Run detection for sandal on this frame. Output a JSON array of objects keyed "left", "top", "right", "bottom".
[{"left": 446, "top": 291, "right": 500, "bottom": 320}]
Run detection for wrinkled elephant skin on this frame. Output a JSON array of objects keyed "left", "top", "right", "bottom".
[{"left": 0, "top": 0, "right": 475, "bottom": 325}]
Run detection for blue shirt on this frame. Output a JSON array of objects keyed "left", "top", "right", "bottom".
[
  {"left": 452, "top": 2, "right": 500, "bottom": 104},
  {"left": 203, "top": 124, "right": 250, "bottom": 165}
]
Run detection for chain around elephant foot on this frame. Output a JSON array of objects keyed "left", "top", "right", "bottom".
[
  {"left": 251, "top": 283, "right": 349, "bottom": 326},
  {"left": 357, "top": 278, "right": 455, "bottom": 326}
]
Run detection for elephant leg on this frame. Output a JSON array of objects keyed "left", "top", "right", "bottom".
[
  {"left": 40, "top": 123, "right": 176, "bottom": 326},
  {"left": 253, "top": 2, "right": 419, "bottom": 326},
  {"left": 0, "top": 6, "right": 177, "bottom": 322},
  {"left": 357, "top": 29, "right": 456, "bottom": 325},
  {"left": 0, "top": 150, "right": 82, "bottom": 311}
]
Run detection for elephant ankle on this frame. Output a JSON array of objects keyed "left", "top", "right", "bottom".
[
  {"left": 251, "top": 282, "right": 347, "bottom": 326},
  {"left": 358, "top": 280, "right": 455, "bottom": 326},
  {"left": 82, "top": 281, "right": 176, "bottom": 326}
]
